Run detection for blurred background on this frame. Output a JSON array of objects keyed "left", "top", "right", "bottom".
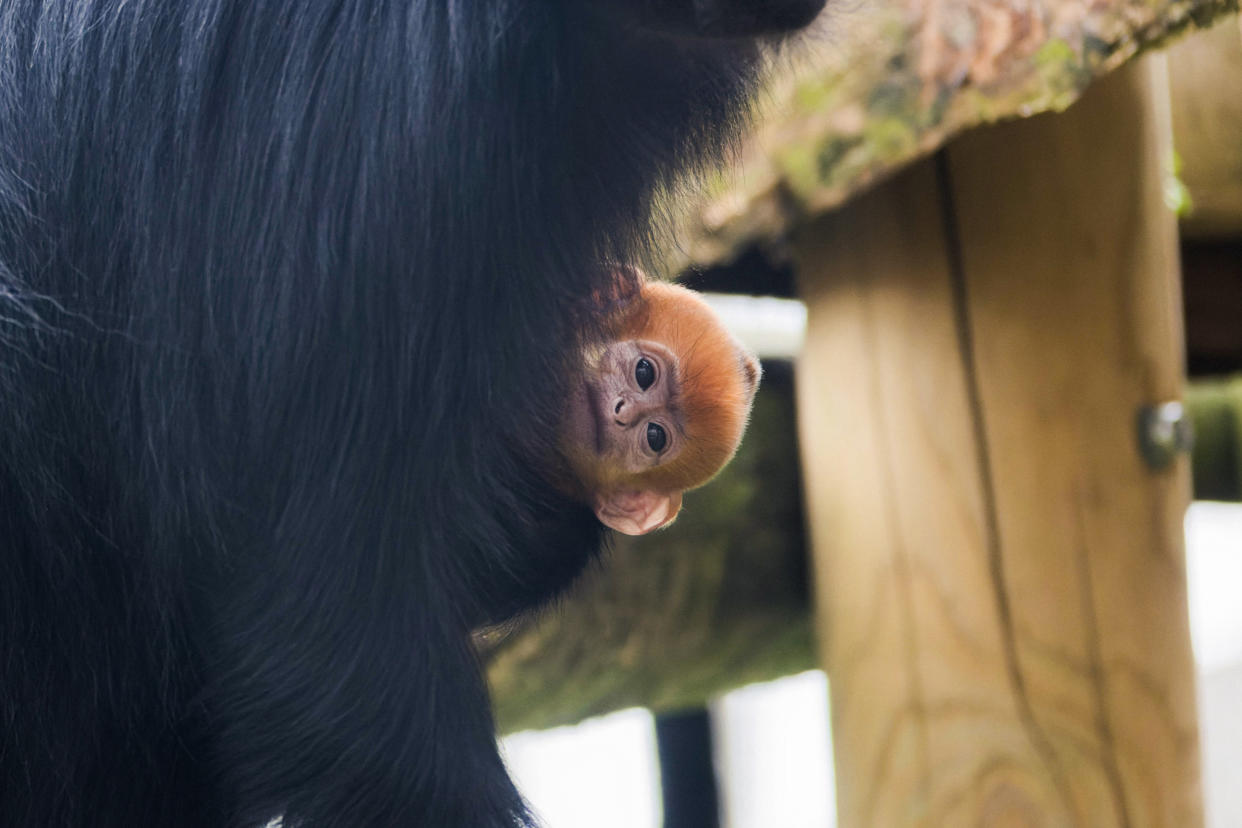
[
  {"left": 489, "top": 6, "right": 1241, "bottom": 827},
  {"left": 501, "top": 501, "right": 1240, "bottom": 827}
]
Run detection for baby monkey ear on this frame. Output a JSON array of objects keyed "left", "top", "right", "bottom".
[
  {"left": 590, "top": 265, "right": 646, "bottom": 317},
  {"left": 594, "top": 489, "right": 684, "bottom": 536},
  {"left": 740, "top": 350, "right": 762, "bottom": 401}
]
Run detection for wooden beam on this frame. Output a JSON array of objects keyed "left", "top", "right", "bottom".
[
  {"left": 670, "top": 0, "right": 1238, "bottom": 272},
  {"left": 795, "top": 56, "right": 1202, "bottom": 826}
]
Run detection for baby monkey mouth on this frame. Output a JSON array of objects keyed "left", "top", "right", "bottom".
[
  {"left": 586, "top": 378, "right": 607, "bottom": 455},
  {"left": 564, "top": 376, "right": 606, "bottom": 458}
]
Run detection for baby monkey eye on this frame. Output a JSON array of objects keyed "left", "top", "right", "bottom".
[
  {"left": 646, "top": 422, "right": 667, "bottom": 453},
  {"left": 635, "top": 357, "right": 655, "bottom": 390}
]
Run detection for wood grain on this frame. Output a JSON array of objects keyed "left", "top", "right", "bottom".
[{"left": 795, "top": 57, "right": 1202, "bottom": 827}]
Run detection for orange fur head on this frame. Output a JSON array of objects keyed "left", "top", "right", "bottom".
[{"left": 613, "top": 281, "right": 760, "bottom": 494}]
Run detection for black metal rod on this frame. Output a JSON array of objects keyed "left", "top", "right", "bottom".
[{"left": 654, "top": 707, "right": 721, "bottom": 828}]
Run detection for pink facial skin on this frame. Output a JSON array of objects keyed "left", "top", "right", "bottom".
[
  {"left": 562, "top": 338, "right": 687, "bottom": 535},
  {"left": 563, "top": 339, "right": 685, "bottom": 477}
]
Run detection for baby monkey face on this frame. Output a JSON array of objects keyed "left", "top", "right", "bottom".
[
  {"left": 558, "top": 275, "right": 759, "bottom": 535},
  {"left": 570, "top": 338, "right": 686, "bottom": 478}
]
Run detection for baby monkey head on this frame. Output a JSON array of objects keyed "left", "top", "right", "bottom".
[{"left": 562, "top": 277, "right": 761, "bottom": 535}]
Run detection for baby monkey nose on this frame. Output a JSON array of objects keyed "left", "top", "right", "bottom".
[
  {"left": 612, "top": 395, "right": 647, "bottom": 427},
  {"left": 613, "top": 396, "right": 630, "bottom": 425}
]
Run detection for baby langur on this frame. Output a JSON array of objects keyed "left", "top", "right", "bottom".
[{"left": 560, "top": 271, "right": 761, "bottom": 536}]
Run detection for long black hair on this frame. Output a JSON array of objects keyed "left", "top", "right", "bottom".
[{"left": 0, "top": 1, "right": 813, "bottom": 824}]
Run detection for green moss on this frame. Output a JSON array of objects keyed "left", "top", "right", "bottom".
[
  {"left": 1035, "top": 37, "right": 1077, "bottom": 69},
  {"left": 779, "top": 142, "right": 823, "bottom": 193},
  {"left": 867, "top": 79, "right": 916, "bottom": 119},
  {"left": 793, "top": 75, "right": 844, "bottom": 116},
  {"left": 862, "top": 116, "right": 918, "bottom": 161},
  {"left": 1032, "top": 38, "right": 1092, "bottom": 107},
  {"left": 1164, "top": 149, "right": 1194, "bottom": 216},
  {"left": 818, "top": 136, "right": 865, "bottom": 181}
]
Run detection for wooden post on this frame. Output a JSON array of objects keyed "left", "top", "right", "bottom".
[{"left": 794, "top": 56, "right": 1202, "bottom": 827}]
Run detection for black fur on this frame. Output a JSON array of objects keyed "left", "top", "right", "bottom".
[{"left": 0, "top": 1, "right": 819, "bottom": 825}]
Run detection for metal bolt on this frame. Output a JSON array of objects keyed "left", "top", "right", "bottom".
[{"left": 1137, "top": 401, "right": 1194, "bottom": 471}]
